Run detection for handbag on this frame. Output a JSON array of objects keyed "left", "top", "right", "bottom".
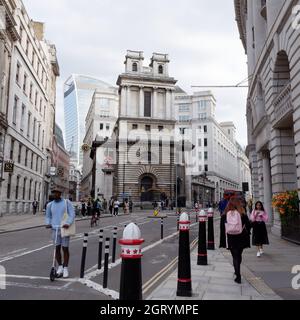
[{"left": 61, "top": 200, "right": 76, "bottom": 237}]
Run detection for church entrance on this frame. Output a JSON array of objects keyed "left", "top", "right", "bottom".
[{"left": 140, "top": 176, "right": 154, "bottom": 202}]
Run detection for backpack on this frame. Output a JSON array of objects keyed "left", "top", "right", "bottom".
[{"left": 225, "top": 210, "right": 243, "bottom": 235}]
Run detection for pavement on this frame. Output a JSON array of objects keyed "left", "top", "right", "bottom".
[{"left": 1, "top": 210, "right": 299, "bottom": 300}]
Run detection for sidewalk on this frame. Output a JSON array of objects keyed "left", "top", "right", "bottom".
[{"left": 147, "top": 247, "right": 282, "bottom": 300}]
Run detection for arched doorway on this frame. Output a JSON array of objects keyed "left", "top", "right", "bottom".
[{"left": 140, "top": 176, "right": 154, "bottom": 202}]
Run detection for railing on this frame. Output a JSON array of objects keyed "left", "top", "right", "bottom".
[{"left": 273, "top": 83, "right": 292, "bottom": 127}]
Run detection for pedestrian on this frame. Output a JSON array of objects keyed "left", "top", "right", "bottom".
[
  {"left": 103, "top": 198, "right": 108, "bottom": 213},
  {"left": 220, "top": 198, "right": 251, "bottom": 284},
  {"left": 247, "top": 198, "right": 253, "bottom": 215},
  {"left": 45, "top": 189, "right": 75, "bottom": 279},
  {"left": 32, "top": 200, "right": 39, "bottom": 215},
  {"left": 113, "top": 198, "right": 120, "bottom": 216},
  {"left": 81, "top": 201, "right": 86, "bottom": 217},
  {"left": 218, "top": 197, "right": 228, "bottom": 216},
  {"left": 87, "top": 199, "right": 92, "bottom": 216},
  {"left": 123, "top": 199, "right": 129, "bottom": 215},
  {"left": 250, "top": 201, "right": 269, "bottom": 257},
  {"left": 129, "top": 199, "right": 133, "bottom": 214}
]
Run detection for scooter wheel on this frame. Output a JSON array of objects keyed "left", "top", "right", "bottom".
[{"left": 50, "top": 268, "right": 56, "bottom": 282}]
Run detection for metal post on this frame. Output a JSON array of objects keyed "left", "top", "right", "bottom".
[
  {"left": 112, "top": 227, "right": 117, "bottom": 263},
  {"left": 103, "top": 237, "right": 110, "bottom": 289},
  {"left": 80, "top": 233, "right": 88, "bottom": 278},
  {"left": 98, "top": 229, "right": 104, "bottom": 270}
]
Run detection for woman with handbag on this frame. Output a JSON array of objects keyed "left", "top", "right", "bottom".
[
  {"left": 250, "top": 201, "right": 269, "bottom": 257},
  {"left": 45, "top": 188, "right": 75, "bottom": 279}
]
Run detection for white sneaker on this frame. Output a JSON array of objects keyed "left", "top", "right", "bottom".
[
  {"left": 63, "top": 267, "right": 69, "bottom": 278},
  {"left": 260, "top": 249, "right": 264, "bottom": 254},
  {"left": 257, "top": 252, "right": 261, "bottom": 257},
  {"left": 56, "top": 265, "right": 63, "bottom": 277}
]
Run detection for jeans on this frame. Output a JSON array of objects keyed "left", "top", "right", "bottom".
[{"left": 230, "top": 248, "right": 244, "bottom": 278}]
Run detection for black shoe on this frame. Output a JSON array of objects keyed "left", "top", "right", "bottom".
[{"left": 234, "top": 276, "right": 241, "bottom": 284}]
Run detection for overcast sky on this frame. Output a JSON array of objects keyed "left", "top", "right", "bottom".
[{"left": 23, "top": 0, "right": 248, "bottom": 147}]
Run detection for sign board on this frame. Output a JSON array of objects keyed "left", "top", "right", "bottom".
[
  {"left": 4, "top": 161, "right": 14, "bottom": 173},
  {"left": 49, "top": 167, "right": 56, "bottom": 176}
]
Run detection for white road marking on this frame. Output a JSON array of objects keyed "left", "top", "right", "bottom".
[
  {"left": 78, "top": 279, "right": 119, "bottom": 300},
  {"left": 2, "top": 274, "right": 78, "bottom": 283},
  {"left": 3, "top": 281, "right": 77, "bottom": 291}
]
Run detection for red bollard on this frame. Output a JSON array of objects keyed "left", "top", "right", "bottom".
[
  {"left": 119, "top": 223, "right": 144, "bottom": 300},
  {"left": 176, "top": 212, "right": 192, "bottom": 297}
]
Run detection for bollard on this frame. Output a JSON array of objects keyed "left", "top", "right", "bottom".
[
  {"left": 177, "top": 214, "right": 179, "bottom": 231},
  {"left": 98, "top": 229, "right": 104, "bottom": 270},
  {"left": 119, "top": 223, "right": 144, "bottom": 300},
  {"left": 161, "top": 218, "right": 164, "bottom": 240},
  {"left": 177, "top": 213, "right": 192, "bottom": 297},
  {"left": 207, "top": 208, "right": 215, "bottom": 250},
  {"left": 112, "top": 227, "right": 118, "bottom": 263},
  {"left": 197, "top": 210, "right": 208, "bottom": 265},
  {"left": 80, "top": 233, "right": 88, "bottom": 278},
  {"left": 103, "top": 237, "right": 110, "bottom": 289}
]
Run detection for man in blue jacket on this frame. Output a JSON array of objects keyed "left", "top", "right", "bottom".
[{"left": 46, "top": 189, "right": 75, "bottom": 278}]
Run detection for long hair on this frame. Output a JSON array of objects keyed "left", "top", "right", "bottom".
[
  {"left": 224, "top": 197, "right": 246, "bottom": 216},
  {"left": 254, "top": 201, "right": 265, "bottom": 211}
]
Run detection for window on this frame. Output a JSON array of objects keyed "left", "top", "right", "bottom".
[
  {"left": 16, "top": 63, "right": 21, "bottom": 84},
  {"left": 198, "top": 139, "right": 202, "bottom": 147},
  {"left": 39, "top": 98, "right": 43, "bottom": 113},
  {"left": 25, "top": 149, "right": 28, "bottom": 167},
  {"left": 179, "top": 104, "right": 190, "bottom": 112},
  {"left": 34, "top": 181, "right": 37, "bottom": 200},
  {"left": 100, "top": 123, "right": 104, "bottom": 130},
  {"left": 40, "top": 159, "right": 43, "bottom": 174},
  {"left": 158, "top": 126, "right": 164, "bottom": 132},
  {"left": 13, "top": 96, "right": 18, "bottom": 125},
  {"left": 106, "top": 124, "right": 110, "bottom": 131},
  {"left": 28, "top": 180, "right": 32, "bottom": 200},
  {"left": 204, "top": 152, "right": 208, "bottom": 161},
  {"left": 37, "top": 124, "right": 41, "bottom": 146},
  {"left": 144, "top": 91, "right": 152, "bottom": 117},
  {"left": 145, "top": 125, "right": 151, "bottom": 132},
  {"left": 132, "top": 124, "right": 138, "bottom": 130},
  {"left": 204, "top": 125, "right": 208, "bottom": 133},
  {"left": 204, "top": 138, "right": 208, "bottom": 147},
  {"left": 198, "top": 113, "right": 207, "bottom": 120},
  {"left": 35, "top": 91, "right": 38, "bottom": 108},
  {"left": 20, "top": 104, "right": 26, "bottom": 132},
  {"left": 36, "top": 156, "right": 39, "bottom": 172},
  {"left": 43, "top": 105, "right": 46, "bottom": 120},
  {"left": 18, "top": 144, "right": 22, "bottom": 163},
  {"left": 33, "top": 118, "right": 36, "bottom": 142},
  {"left": 31, "top": 153, "right": 34, "bottom": 170},
  {"left": 132, "top": 62, "right": 138, "bottom": 72},
  {"left": 23, "top": 74, "right": 27, "bottom": 93},
  {"left": 42, "top": 130, "right": 45, "bottom": 150},
  {"left": 205, "top": 165, "right": 208, "bottom": 172},
  {"left": 7, "top": 174, "right": 12, "bottom": 199},
  {"left": 29, "top": 83, "right": 33, "bottom": 101},
  {"left": 180, "top": 128, "right": 186, "bottom": 135},
  {"left": 19, "top": 24, "right": 24, "bottom": 41},
  {"left": 198, "top": 152, "right": 202, "bottom": 160},
  {"left": 199, "top": 165, "right": 202, "bottom": 172},
  {"left": 10, "top": 140, "right": 14, "bottom": 160},
  {"left": 16, "top": 176, "right": 20, "bottom": 199},
  {"left": 158, "top": 65, "right": 163, "bottom": 74},
  {"left": 23, "top": 178, "right": 27, "bottom": 200},
  {"left": 26, "top": 39, "right": 29, "bottom": 55},
  {"left": 179, "top": 115, "right": 190, "bottom": 122},
  {"left": 31, "top": 51, "right": 35, "bottom": 66},
  {"left": 27, "top": 112, "right": 31, "bottom": 137}
]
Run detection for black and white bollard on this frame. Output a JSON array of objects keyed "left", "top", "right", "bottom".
[
  {"left": 98, "top": 229, "right": 104, "bottom": 270},
  {"left": 119, "top": 223, "right": 144, "bottom": 300},
  {"left": 197, "top": 210, "right": 208, "bottom": 266},
  {"left": 161, "top": 218, "right": 164, "bottom": 240},
  {"left": 103, "top": 237, "right": 110, "bottom": 289},
  {"left": 177, "top": 213, "right": 192, "bottom": 297},
  {"left": 80, "top": 233, "right": 88, "bottom": 278},
  {"left": 207, "top": 208, "right": 215, "bottom": 250},
  {"left": 112, "top": 227, "right": 118, "bottom": 263}
]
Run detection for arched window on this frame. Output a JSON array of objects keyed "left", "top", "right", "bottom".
[
  {"left": 158, "top": 65, "right": 163, "bottom": 74},
  {"left": 132, "top": 62, "right": 138, "bottom": 72}
]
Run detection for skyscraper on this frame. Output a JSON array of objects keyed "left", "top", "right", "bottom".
[{"left": 63, "top": 75, "right": 113, "bottom": 169}]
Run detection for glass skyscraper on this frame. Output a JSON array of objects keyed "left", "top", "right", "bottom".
[{"left": 64, "top": 75, "right": 114, "bottom": 169}]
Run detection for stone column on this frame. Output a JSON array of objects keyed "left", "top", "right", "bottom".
[
  {"left": 166, "top": 89, "right": 171, "bottom": 120},
  {"left": 126, "top": 86, "right": 131, "bottom": 116},
  {"left": 153, "top": 87, "right": 157, "bottom": 118},
  {"left": 262, "top": 150, "right": 273, "bottom": 225},
  {"left": 139, "top": 86, "right": 144, "bottom": 117},
  {"left": 170, "top": 89, "right": 175, "bottom": 120},
  {"left": 120, "top": 86, "right": 127, "bottom": 116}
]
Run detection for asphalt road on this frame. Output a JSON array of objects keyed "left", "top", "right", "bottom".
[{"left": 0, "top": 210, "right": 199, "bottom": 300}]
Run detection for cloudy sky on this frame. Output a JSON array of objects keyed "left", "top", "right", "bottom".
[{"left": 23, "top": 0, "right": 248, "bottom": 147}]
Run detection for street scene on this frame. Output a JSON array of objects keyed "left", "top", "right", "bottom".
[{"left": 0, "top": 0, "right": 300, "bottom": 303}]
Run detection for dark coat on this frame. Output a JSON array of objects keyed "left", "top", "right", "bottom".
[{"left": 219, "top": 213, "right": 251, "bottom": 250}]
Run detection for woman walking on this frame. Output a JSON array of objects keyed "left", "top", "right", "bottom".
[
  {"left": 250, "top": 201, "right": 269, "bottom": 257},
  {"left": 220, "top": 198, "right": 251, "bottom": 284}
]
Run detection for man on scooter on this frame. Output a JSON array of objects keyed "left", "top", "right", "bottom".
[{"left": 45, "top": 188, "right": 75, "bottom": 278}]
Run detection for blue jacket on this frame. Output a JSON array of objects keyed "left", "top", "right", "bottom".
[{"left": 45, "top": 199, "right": 75, "bottom": 228}]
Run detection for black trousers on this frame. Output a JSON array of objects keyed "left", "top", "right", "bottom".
[{"left": 230, "top": 248, "right": 244, "bottom": 277}]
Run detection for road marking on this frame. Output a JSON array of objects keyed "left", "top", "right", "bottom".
[
  {"left": 2, "top": 274, "right": 78, "bottom": 283},
  {"left": 3, "top": 281, "right": 77, "bottom": 291},
  {"left": 78, "top": 279, "right": 119, "bottom": 300}
]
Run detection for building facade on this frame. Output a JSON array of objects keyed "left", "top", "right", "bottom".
[
  {"left": 114, "top": 50, "right": 178, "bottom": 206},
  {"left": 235, "top": 0, "right": 300, "bottom": 242},
  {"left": 0, "top": 0, "right": 59, "bottom": 215},
  {"left": 175, "top": 90, "right": 251, "bottom": 203},
  {"left": 63, "top": 75, "right": 113, "bottom": 169},
  {"left": 81, "top": 85, "right": 119, "bottom": 200},
  {"left": 51, "top": 124, "right": 70, "bottom": 199}
]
